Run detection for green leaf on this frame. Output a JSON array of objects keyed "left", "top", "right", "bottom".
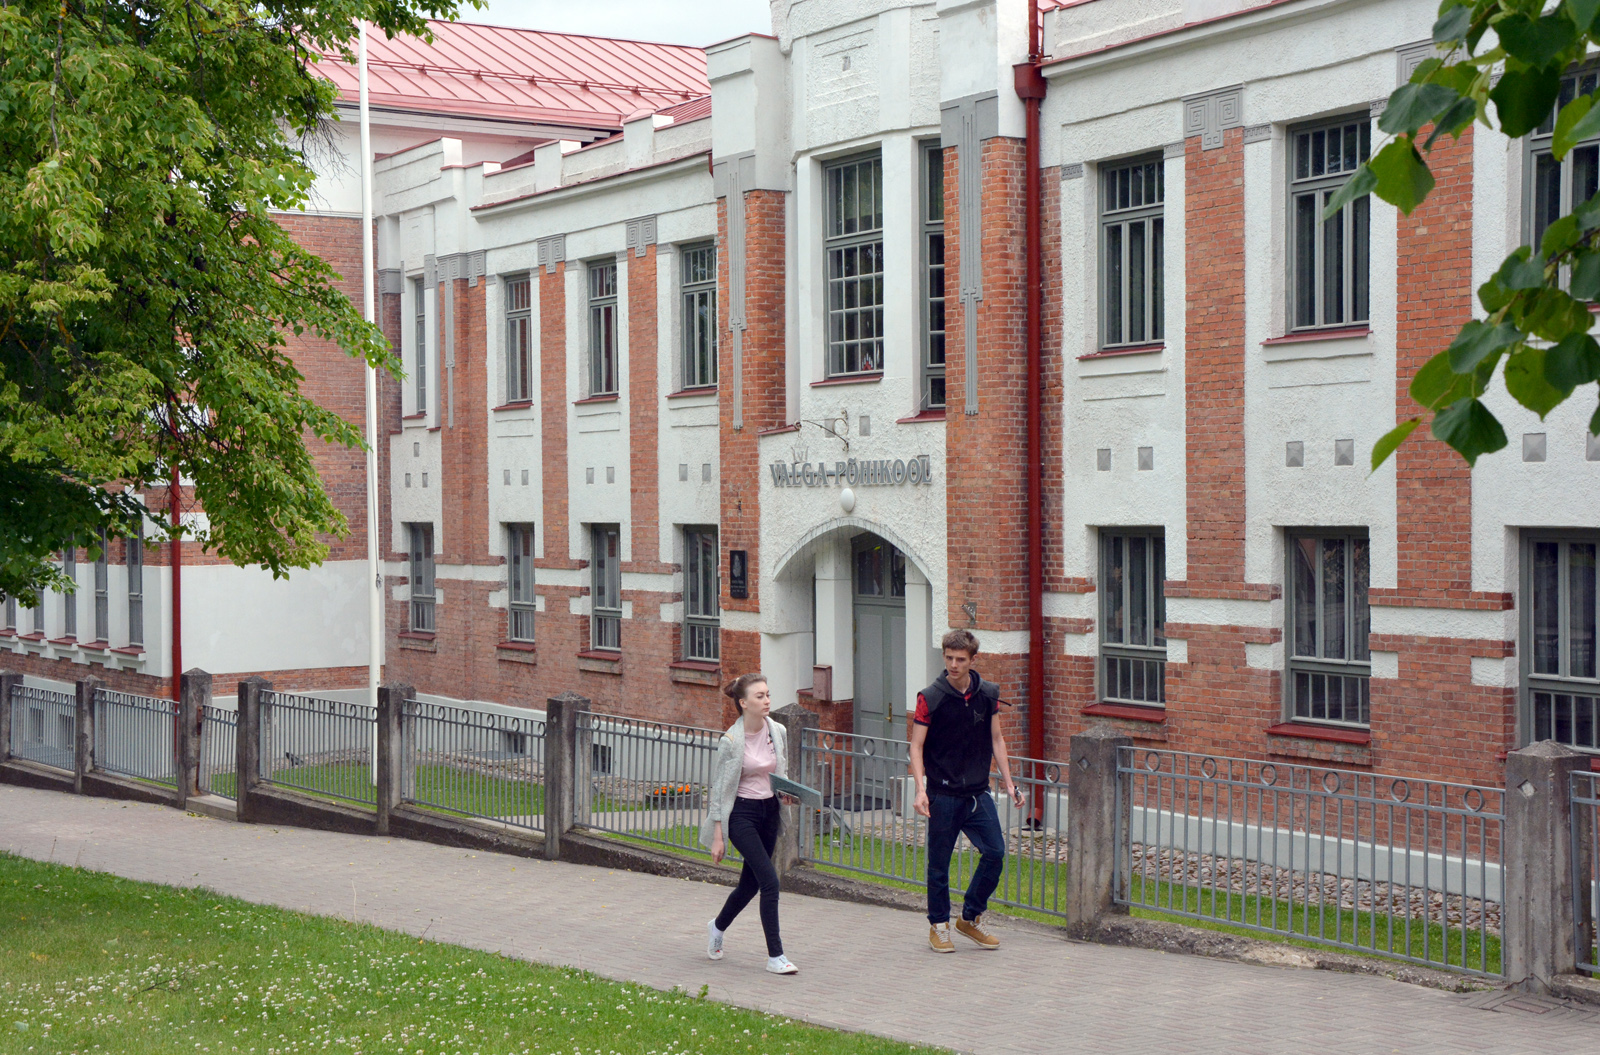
[
  {"left": 1541, "top": 214, "right": 1582, "bottom": 258},
  {"left": 1371, "top": 418, "right": 1422, "bottom": 470},
  {"left": 1447, "top": 319, "right": 1523, "bottom": 372},
  {"left": 1519, "top": 287, "right": 1594, "bottom": 340},
  {"left": 1553, "top": 95, "right": 1600, "bottom": 159},
  {"left": 1432, "top": 3, "right": 1473, "bottom": 44},
  {"left": 1430, "top": 397, "right": 1509, "bottom": 466},
  {"left": 1410, "top": 57, "right": 1445, "bottom": 84},
  {"left": 1496, "top": 14, "right": 1579, "bottom": 67},
  {"left": 1591, "top": 397, "right": 1600, "bottom": 437},
  {"left": 1574, "top": 192, "right": 1600, "bottom": 232},
  {"left": 1491, "top": 63, "right": 1565, "bottom": 139},
  {"left": 1379, "top": 82, "right": 1462, "bottom": 135},
  {"left": 1423, "top": 96, "right": 1479, "bottom": 149},
  {"left": 1505, "top": 346, "right": 1571, "bottom": 416},
  {"left": 1412, "top": 349, "right": 1472, "bottom": 408},
  {"left": 1478, "top": 272, "right": 1515, "bottom": 312},
  {"left": 1321, "top": 164, "right": 1377, "bottom": 220},
  {"left": 1496, "top": 247, "right": 1547, "bottom": 290},
  {"left": 1571, "top": 250, "right": 1600, "bottom": 299},
  {"left": 1368, "top": 138, "right": 1437, "bottom": 214},
  {"left": 1569, "top": 0, "right": 1600, "bottom": 36},
  {"left": 1546, "top": 332, "right": 1600, "bottom": 388}
]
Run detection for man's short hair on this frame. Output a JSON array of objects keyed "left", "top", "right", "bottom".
[{"left": 941, "top": 629, "right": 980, "bottom": 656}]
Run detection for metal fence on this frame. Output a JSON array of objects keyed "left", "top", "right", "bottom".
[
  {"left": 92, "top": 689, "right": 178, "bottom": 788},
  {"left": 199, "top": 704, "right": 237, "bottom": 800},
  {"left": 798, "top": 728, "right": 1072, "bottom": 920},
  {"left": 8, "top": 684, "right": 76, "bottom": 771},
  {"left": 1116, "top": 747, "right": 1504, "bottom": 977},
  {"left": 259, "top": 691, "right": 375, "bottom": 806},
  {"left": 575, "top": 712, "right": 726, "bottom": 858},
  {"left": 1574, "top": 770, "right": 1600, "bottom": 976},
  {"left": 403, "top": 700, "right": 545, "bottom": 830}
]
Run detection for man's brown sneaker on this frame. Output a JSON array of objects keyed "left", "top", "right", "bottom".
[
  {"left": 928, "top": 922, "right": 955, "bottom": 953},
  {"left": 955, "top": 914, "right": 999, "bottom": 949}
]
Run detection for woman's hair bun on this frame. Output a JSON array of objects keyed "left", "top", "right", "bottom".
[{"left": 722, "top": 672, "right": 767, "bottom": 704}]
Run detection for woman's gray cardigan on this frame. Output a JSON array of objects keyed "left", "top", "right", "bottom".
[{"left": 699, "top": 717, "right": 789, "bottom": 850}]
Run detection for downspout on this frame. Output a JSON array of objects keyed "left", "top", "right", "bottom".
[
  {"left": 169, "top": 465, "right": 182, "bottom": 702},
  {"left": 1014, "top": 7, "right": 1048, "bottom": 779}
]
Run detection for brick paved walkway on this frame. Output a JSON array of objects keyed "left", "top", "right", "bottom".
[{"left": 2, "top": 785, "right": 1595, "bottom": 1054}]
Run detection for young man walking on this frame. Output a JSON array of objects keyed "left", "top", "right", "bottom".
[{"left": 910, "top": 629, "right": 1024, "bottom": 953}]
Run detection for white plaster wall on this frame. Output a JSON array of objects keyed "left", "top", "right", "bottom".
[{"left": 185, "top": 561, "right": 370, "bottom": 673}]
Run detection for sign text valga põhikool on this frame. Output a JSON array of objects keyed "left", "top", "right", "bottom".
[{"left": 769, "top": 455, "right": 934, "bottom": 488}]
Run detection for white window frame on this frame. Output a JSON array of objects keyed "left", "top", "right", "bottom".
[
  {"left": 411, "top": 276, "right": 428, "bottom": 414},
  {"left": 1288, "top": 115, "right": 1371, "bottom": 331},
  {"left": 127, "top": 526, "right": 144, "bottom": 648},
  {"left": 683, "top": 526, "right": 719, "bottom": 662},
  {"left": 823, "top": 151, "right": 885, "bottom": 377},
  {"left": 1285, "top": 529, "right": 1372, "bottom": 727},
  {"left": 1523, "top": 531, "right": 1600, "bottom": 752},
  {"left": 408, "top": 523, "right": 435, "bottom": 633},
  {"left": 61, "top": 540, "right": 76, "bottom": 639},
  {"left": 920, "top": 141, "right": 946, "bottom": 409},
  {"left": 1099, "top": 155, "right": 1165, "bottom": 349},
  {"left": 504, "top": 274, "right": 533, "bottom": 404},
  {"left": 680, "top": 243, "right": 717, "bottom": 390},
  {"left": 591, "top": 524, "right": 621, "bottom": 651},
  {"left": 507, "top": 523, "right": 535, "bottom": 643},
  {"left": 1526, "top": 69, "right": 1600, "bottom": 259},
  {"left": 93, "top": 531, "right": 109, "bottom": 643},
  {"left": 588, "top": 261, "right": 619, "bottom": 397},
  {"left": 1099, "top": 530, "right": 1167, "bottom": 706}
]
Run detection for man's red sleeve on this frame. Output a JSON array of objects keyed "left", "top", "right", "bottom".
[{"left": 913, "top": 692, "right": 931, "bottom": 725}]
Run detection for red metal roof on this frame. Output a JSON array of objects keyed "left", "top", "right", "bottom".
[{"left": 316, "top": 20, "right": 709, "bottom": 131}]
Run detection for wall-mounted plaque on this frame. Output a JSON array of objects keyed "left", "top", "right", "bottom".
[{"left": 729, "top": 549, "right": 749, "bottom": 600}]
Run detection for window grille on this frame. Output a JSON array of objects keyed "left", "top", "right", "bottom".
[
  {"left": 684, "top": 527, "right": 720, "bottom": 661},
  {"left": 412, "top": 276, "right": 428, "bottom": 413},
  {"left": 1101, "top": 531, "right": 1167, "bottom": 705},
  {"left": 408, "top": 523, "right": 435, "bottom": 633},
  {"left": 1100, "top": 156, "right": 1165, "bottom": 347},
  {"left": 591, "top": 524, "right": 621, "bottom": 651},
  {"left": 1287, "top": 531, "right": 1371, "bottom": 726},
  {"left": 1289, "top": 116, "right": 1371, "bottom": 330},
  {"left": 507, "top": 524, "right": 536, "bottom": 642},
  {"left": 1525, "top": 534, "right": 1600, "bottom": 751},
  {"left": 505, "top": 275, "right": 533, "bottom": 403},
  {"left": 824, "top": 153, "right": 884, "bottom": 377},
  {"left": 681, "top": 244, "right": 718, "bottom": 389},
  {"left": 588, "top": 262, "right": 619, "bottom": 396},
  {"left": 127, "top": 527, "right": 143, "bottom": 647}
]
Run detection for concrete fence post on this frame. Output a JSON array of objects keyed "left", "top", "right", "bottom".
[
  {"left": 543, "top": 690, "right": 590, "bottom": 860},
  {"left": 73, "top": 676, "right": 102, "bottom": 795},
  {"left": 177, "top": 669, "right": 211, "bottom": 810},
  {"left": 235, "top": 677, "right": 271, "bottom": 823},
  {"left": 770, "top": 703, "right": 818, "bottom": 874},
  {"left": 1504, "top": 740, "right": 1589, "bottom": 993},
  {"left": 0, "top": 670, "right": 18, "bottom": 762},
  {"left": 375, "top": 682, "right": 413, "bottom": 835},
  {"left": 1065, "top": 726, "right": 1132, "bottom": 936}
]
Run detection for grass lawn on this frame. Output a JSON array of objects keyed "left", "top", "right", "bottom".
[{"left": 0, "top": 852, "right": 944, "bottom": 1055}]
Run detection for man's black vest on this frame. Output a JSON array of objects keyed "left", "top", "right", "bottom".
[{"left": 919, "top": 671, "right": 1000, "bottom": 796}]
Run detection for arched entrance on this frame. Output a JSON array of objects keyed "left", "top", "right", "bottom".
[{"left": 851, "top": 533, "right": 906, "bottom": 741}]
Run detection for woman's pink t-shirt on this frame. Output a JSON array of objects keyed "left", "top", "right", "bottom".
[{"left": 737, "top": 722, "right": 776, "bottom": 800}]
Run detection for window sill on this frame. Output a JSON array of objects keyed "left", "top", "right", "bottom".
[
  {"left": 397, "top": 630, "right": 437, "bottom": 652},
  {"left": 577, "top": 650, "right": 622, "bottom": 675},
  {"left": 1261, "top": 326, "right": 1371, "bottom": 346},
  {"left": 1083, "top": 702, "right": 1167, "bottom": 723},
  {"left": 574, "top": 394, "right": 620, "bottom": 406},
  {"left": 810, "top": 372, "right": 883, "bottom": 388},
  {"left": 1265, "top": 721, "right": 1371, "bottom": 745},
  {"left": 1078, "top": 342, "right": 1164, "bottom": 361},
  {"left": 667, "top": 386, "right": 718, "bottom": 399},
  {"left": 493, "top": 400, "right": 534, "bottom": 412},
  {"left": 402, "top": 412, "right": 428, "bottom": 421},
  {"left": 896, "top": 409, "right": 947, "bottom": 424},
  {"left": 497, "top": 641, "right": 536, "bottom": 665},
  {"left": 109, "top": 645, "right": 144, "bottom": 657},
  {"left": 669, "top": 660, "right": 721, "bottom": 686},
  {"left": 78, "top": 639, "right": 109, "bottom": 652},
  {"left": 49, "top": 636, "right": 78, "bottom": 647},
  {"left": 757, "top": 422, "right": 800, "bottom": 435},
  {"left": 19, "top": 632, "right": 45, "bottom": 643}
]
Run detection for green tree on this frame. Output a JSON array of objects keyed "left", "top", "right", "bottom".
[
  {"left": 1333, "top": 0, "right": 1600, "bottom": 467},
  {"left": 0, "top": 0, "right": 468, "bottom": 599}
]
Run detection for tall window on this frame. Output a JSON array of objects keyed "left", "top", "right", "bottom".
[
  {"left": 3, "top": 595, "right": 13, "bottom": 631},
  {"left": 127, "top": 527, "right": 143, "bottom": 647},
  {"left": 61, "top": 540, "right": 76, "bottom": 639},
  {"left": 505, "top": 275, "right": 533, "bottom": 403},
  {"left": 684, "top": 527, "right": 719, "bottom": 662},
  {"left": 921, "top": 142, "right": 946, "bottom": 409},
  {"left": 408, "top": 523, "right": 435, "bottom": 633},
  {"left": 1101, "top": 156, "right": 1164, "bottom": 348},
  {"left": 1100, "top": 531, "right": 1166, "bottom": 705},
  {"left": 1289, "top": 116, "right": 1371, "bottom": 330},
  {"left": 1529, "top": 70, "right": 1600, "bottom": 254},
  {"left": 93, "top": 531, "right": 108, "bottom": 642},
  {"left": 30, "top": 588, "right": 43, "bottom": 635},
  {"left": 588, "top": 262, "right": 618, "bottom": 396},
  {"left": 681, "top": 244, "right": 718, "bottom": 389},
  {"left": 507, "top": 524, "right": 535, "bottom": 643},
  {"left": 412, "top": 277, "right": 428, "bottom": 413},
  {"left": 591, "top": 524, "right": 621, "bottom": 651},
  {"left": 1287, "top": 531, "right": 1371, "bottom": 726},
  {"left": 824, "top": 152, "right": 884, "bottom": 377},
  {"left": 1525, "top": 534, "right": 1600, "bottom": 751}
]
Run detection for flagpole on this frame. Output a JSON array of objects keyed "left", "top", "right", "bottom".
[{"left": 359, "top": 21, "right": 382, "bottom": 715}]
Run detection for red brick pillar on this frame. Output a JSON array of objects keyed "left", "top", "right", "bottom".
[
  {"left": 627, "top": 246, "right": 667, "bottom": 573},
  {"left": 539, "top": 265, "right": 572, "bottom": 571}
]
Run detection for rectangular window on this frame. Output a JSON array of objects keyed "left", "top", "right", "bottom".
[
  {"left": 412, "top": 276, "right": 428, "bottom": 413},
  {"left": 61, "top": 540, "right": 76, "bottom": 639},
  {"left": 921, "top": 142, "right": 947, "bottom": 409},
  {"left": 3, "top": 594, "right": 14, "bottom": 631},
  {"left": 1529, "top": 70, "right": 1600, "bottom": 257},
  {"left": 505, "top": 275, "right": 533, "bottom": 403},
  {"left": 684, "top": 527, "right": 720, "bottom": 662},
  {"left": 31, "top": 587, "right": 44, "bottom": 635},
  {"left": 590, "top": 525, "right": 621, "bottom": 650},
  {"left": 588, "top": 262, "right": 619, "bottom": 396},
  {"left": 681, "top": 244, "right": 718, "bottom": 389},
  {"left": 1525, "top": 534, "right": 1600, "bottom": 751},
  {"left": 1289, "top": 117, "right": 1371, "bottom": 330},
  {"left": 1100, "top": 531, "right": 1167, "bottom": 705},
  {"left": 1100, "top": 157, "right": 1165, "bottom": 348},
  {"left": 507, "top": 524, "right": 536, "bottom": 643},
  {"left": 93, "top": 531, "right": 108, "bottom": 643},
  {"left": 824, "top": 152, "right": 885, "bottom": 377},
  {"left": 127, "top": 527, "right": 143, "bottom": 647},
  {"left": 1286, "top": 531, "right": 1371, "bottom": 726},
  {"left": 408, "top": 523, "right": 435, "bottom": 633}
]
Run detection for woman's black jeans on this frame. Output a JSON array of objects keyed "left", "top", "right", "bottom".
[{"left": 714, "top": 796, "right": 784, "bottom": 957}]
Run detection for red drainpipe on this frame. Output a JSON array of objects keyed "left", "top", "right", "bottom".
[
  {"left": 1015, "top": 7, "right": 1048, "bottom": 782},
  {"left": 169, "top": 465, "right": 182, "bottom": 702}
]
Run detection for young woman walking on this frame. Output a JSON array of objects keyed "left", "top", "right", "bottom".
[{"left": 700, "top": 673, "right": 797, "bottom": 974}]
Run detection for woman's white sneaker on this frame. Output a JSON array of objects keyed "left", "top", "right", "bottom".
[
  {"left": 765, "top": 954, "right": 799, "bottom": 975},
  {"left": 707, "top": 920, "right": 725, "bottom": 960}
]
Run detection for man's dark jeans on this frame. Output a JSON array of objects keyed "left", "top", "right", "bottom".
[{"left": 925, "top": 790, "right": 1006, "bottom": 925}]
